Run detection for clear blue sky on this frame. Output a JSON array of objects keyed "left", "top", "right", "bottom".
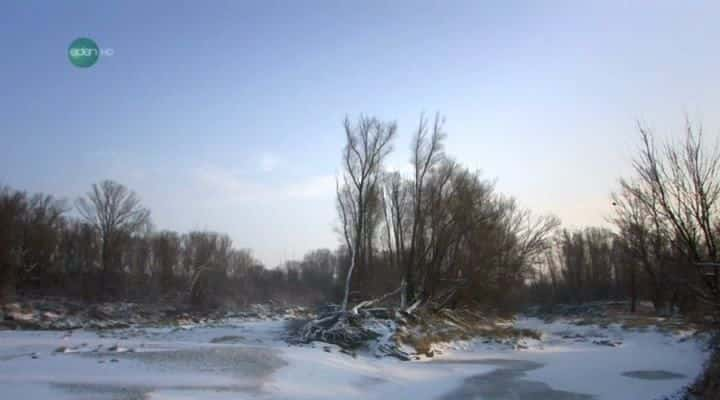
[{"left": 2, "top": 1, "right": 719, "bottom": 266}]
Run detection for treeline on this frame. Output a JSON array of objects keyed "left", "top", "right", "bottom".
[
  {"left": 2, "top": 115, "right": 717, "bottom": 316},
  {"left": 531, "top": 227, "right": 643, "bottom": 308},
  {"left": 530, "top": 122, "right": 720, "bottom": 316},
  {"left": 1, "top": 114, "right": 562, "bottom": 312},
  {"left": 0, "top": 181, "right": 343, "bottom": 307}
]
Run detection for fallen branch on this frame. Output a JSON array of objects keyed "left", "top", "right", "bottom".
[
  {"left": 431, "top": 288, "right": 458, "bottom": 312},
  {"left": 351, "top": 286, "right": 403, "bottom": 314},
  {"left": 405, "top": 298, "right": 423, "bottom": 314},
  {"left": 377, "top": 343, "right": 412, "bottom": 361}
]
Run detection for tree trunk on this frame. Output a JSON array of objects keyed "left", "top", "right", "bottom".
[
  {"left": 0, "top": 264, "right": 16, "bottom": 304},
  {"left": 341, "top": 247, "right": 356, "bottom": 311},
  {"left": 101, "top": 238, "right": 112, "bottom": 300},
  {"left": 630, "top": 264, "right": 637, "bottom": 313},
  {"left": 404, "top": 260, "right": 415, "bottom": 306},
  {"left": 652, "top": 280, "right": 669, "bottom": 316}
]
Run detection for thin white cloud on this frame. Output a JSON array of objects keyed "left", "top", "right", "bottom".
[
  {"left": 192, "top": 164, "right": 335, "bottom": 203},
  {"left": 191, "top": 164, "right": 273, "bottom": 204},
  {"left": 287, "top": 175, "right": 336, "bottom": 199}
]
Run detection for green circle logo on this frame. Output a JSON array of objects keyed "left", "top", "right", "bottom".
[{"left": 68, "top": 38, "right": 99, "bottom": 68}]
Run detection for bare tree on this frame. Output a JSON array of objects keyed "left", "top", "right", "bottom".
[
  {"left": 405, "top": 113, "right": 446, "bottom": 305},
  {"left": 613, "top": 120, "right": 720, "bottom": 312},
  {"left": 337, "top": 115, "right": 397, "bottom": 310},
  {"left": 381, "top": 171, "right": 410, "bottom": 306},
  {"left": 630, "top": 123, "right": 720, "bottom": 263},
  {"left": 337, "top": 179, "right": 356, "bottom": 310},
  {"left": 76, "top": 180, "right": 150, "bottom": 298},
  {"left": 419, "top": 158, "right": 458, "bottom": 299},
  {"left": 612, "top": 181, "right": 672, "bottom": 311}
]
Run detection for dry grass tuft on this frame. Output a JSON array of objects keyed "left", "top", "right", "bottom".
[{"left": 395, "top": 308, "right": 540, "bottom": 355}]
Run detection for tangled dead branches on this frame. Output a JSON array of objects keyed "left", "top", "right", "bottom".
[{"left": 294, "top": 310, "right": 379, "bottom": 349}]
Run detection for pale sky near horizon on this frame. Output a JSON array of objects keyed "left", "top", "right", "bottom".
[{"left": 1, "top": 1, "right": 719, "bottom": 267}]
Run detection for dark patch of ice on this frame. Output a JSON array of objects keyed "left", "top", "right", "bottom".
[
  {"left": 210, "top": 335, "right": 246, "bottom": 344},
  {"left": 621, "top": 370, "right": 686, "bottom": 380},
  {"left": 79, "top": 346, "right": 286, "bottom": 379},
  {"left": 434, "top": 358, "right": 595, "bottom": 400}
]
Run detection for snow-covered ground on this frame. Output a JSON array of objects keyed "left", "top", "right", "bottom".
[{"left": 0, "top": 316, "right": 709, "bottom": 399}]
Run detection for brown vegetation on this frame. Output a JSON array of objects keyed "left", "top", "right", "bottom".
[{"left": 395, "top": 309, "right": 541, "bottom": 356}]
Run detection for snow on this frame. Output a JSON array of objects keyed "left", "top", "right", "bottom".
[
  {"left": 0, "top": 316, "right": 710, "bottom": 399},
  {"left": 431, "top": 317, "right": 709, "bottom": 399},
  {"left": 515, "top": 318, "right": 709, "bottom": 400},
  {"left": 263, "top": 345, "right": 496, "bottom": 400}
]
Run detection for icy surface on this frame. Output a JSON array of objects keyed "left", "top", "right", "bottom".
[{"left": 0, "top": 316, "right": 709, "bottom": 399}]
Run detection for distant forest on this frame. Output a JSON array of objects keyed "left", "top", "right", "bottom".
[{"left": 1, "top": 115, "right": 718, "bottom": 317}]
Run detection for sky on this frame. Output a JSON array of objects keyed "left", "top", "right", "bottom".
[{"left": 1, "top": 1, "right": 719, "bottom": 267}]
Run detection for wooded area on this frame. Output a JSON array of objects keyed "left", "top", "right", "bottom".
[
  {"left": 0, "top": 180, "right": 343, "bottom": 306},
  {"left": 531, "top": 121, "right": 720, "bottom": 317},
  {"left": 1, "top": 116, "right": 718, "bottom": 320}
]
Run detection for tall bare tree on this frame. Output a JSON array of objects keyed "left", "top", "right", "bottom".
[
  {"left": 612, "top": 181, "right": 672, "bottom": 310},
  {"left": 613, "top": 120, "right": 720, "bottom": 311},
  {"left": 337, "top": 116, "right": 396, "bottom": 310},
  {"left": 629, "top": 123, "right": 720, "bottom": 263},
  {"left": 405, "top": 113, "right": 446, "bottom": 305},
  {"left": 76, "top": 180, "right": 150, "bottom": 298},
  {"left": 381, "top": 171, "right": 410, "bottom": 305}
]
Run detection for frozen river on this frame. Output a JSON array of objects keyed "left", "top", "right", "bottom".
[{"left": 0, "top": 317, "right": 708, "bottom": 400}]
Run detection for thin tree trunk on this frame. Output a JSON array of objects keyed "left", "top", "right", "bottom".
[
  {"left": 630, "top": 264, "right": 637, "bottom": 313},
  {"left": 341, "top": 247, "right": 355, "bottom": 311}
]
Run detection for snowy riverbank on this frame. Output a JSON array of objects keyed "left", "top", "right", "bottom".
[{"left": 0, "top": 314, "right": 709, "bottom": 399}]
